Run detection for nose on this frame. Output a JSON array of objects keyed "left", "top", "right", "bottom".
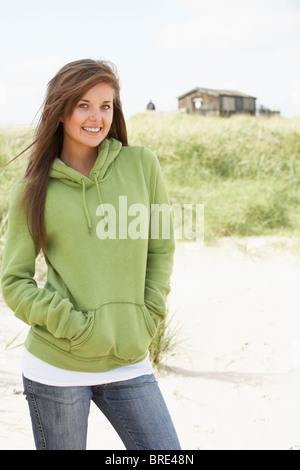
[{"left": 90, "top": 106, "right": 103, "bottom": 123}]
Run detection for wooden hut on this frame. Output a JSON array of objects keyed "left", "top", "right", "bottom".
[{"left": 178, "top": 87, "right": 256, "bottom": 116}]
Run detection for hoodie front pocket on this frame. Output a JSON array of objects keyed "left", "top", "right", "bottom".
[
  {"left": 69, "top": 301, "right": 157, "bottom": 362},
  {"left": 32, "top": 311, "right": 95, "bottom": 354}
]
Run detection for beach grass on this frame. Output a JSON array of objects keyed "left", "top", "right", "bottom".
[
  {"left": 1, "top": 114, "right": 300, "bottom": 244},
  {"left": 127, "top": 112, "right": 300, "bottom": 241}
]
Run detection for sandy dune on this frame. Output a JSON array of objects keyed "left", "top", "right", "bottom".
[{"left": 1, "top": 237, "right": 300, "bottom": 450}]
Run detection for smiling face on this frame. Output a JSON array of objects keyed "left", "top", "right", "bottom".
[{"left": 60, "top": 82, "right": 114, "bottom": 159}]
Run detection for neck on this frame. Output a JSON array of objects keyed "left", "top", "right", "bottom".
[{"left": 60, "top": 145, "right": 98, "bottom": 177}]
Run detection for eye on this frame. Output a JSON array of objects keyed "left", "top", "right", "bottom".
[
  {"left": 79, "top": 103, "right": 88, "bottom": 109},
  {"left": 102, "top": 104, "right": 111, "bottom": 110}
]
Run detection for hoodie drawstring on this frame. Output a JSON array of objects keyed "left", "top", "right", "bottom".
[
  {"left": 81, "top": 179, "right": 92, "bottom": 234},
  {"left": 81, "top": 173, "right": 108, "bottom": 234},
  {"left": 93, "top": 172, "right": 109, "bottom": 230},
  {"left": 93, "top": 172, "right": 104, "bottom": 209}
]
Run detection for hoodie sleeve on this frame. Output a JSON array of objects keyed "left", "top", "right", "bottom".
[
  {"left": 143, "top": 148, "right": 175, "bottom": 325},
  {"left": 1, "top": 182, "right": 89, "bottom": 340}
]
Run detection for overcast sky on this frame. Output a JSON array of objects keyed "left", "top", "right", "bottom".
[{"left": 0, "top": 0, "right": 299, "bottom": 126}]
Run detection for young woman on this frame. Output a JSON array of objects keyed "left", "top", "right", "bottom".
[{"left": 1, "top": 59, "right": 180, "bottom": 450}]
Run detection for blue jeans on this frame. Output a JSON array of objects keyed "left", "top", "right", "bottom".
[{"left": 23, "top": 374, "right": 181, "bottom": 450}]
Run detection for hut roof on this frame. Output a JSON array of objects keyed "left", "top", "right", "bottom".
[{"left": 178, "top": 87, "right": 256, "bottom": 100}]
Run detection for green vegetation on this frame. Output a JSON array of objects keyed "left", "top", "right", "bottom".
[
  {"left": 128, "top": 113, "right": 300, "bottom": 241},
  {"left": 0, "top": 128, "right": 33, "bottom": 255},
  {"left": 149, "top": 312, "right": 181, "bottom": 368},
  {"left": 2, "top": 114, "right": 300, "bottom": 244}
]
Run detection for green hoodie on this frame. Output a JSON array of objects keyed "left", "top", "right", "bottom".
[{"left": 1, "top": 138, "right": 175, "bottom": 372}]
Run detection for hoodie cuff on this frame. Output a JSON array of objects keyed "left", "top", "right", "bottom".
[{"left": 62, "top": 310, "right": 90, "bottom": 341}]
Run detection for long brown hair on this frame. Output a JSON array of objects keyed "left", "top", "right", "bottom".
[{"left": 19, "top": 59, "right": 128, "bottom": 253}]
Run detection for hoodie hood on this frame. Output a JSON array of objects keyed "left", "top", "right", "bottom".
[
  {"left": 49, "top": 138, "right": 123, "bottom": 233},
  {"left": 50, "top": 138, "right": 123, "bottom": 188}
]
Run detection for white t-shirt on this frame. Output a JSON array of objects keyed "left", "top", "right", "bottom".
[{"left": 22, "top": 349, "right": 153, "bottom": 386}]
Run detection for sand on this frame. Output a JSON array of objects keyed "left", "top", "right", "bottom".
[{"left": 1, "top": 237, "right": 300, "bottom": 450}]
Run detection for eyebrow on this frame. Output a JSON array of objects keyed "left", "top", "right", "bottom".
[{"left": 80, "top": 99, "right": 113, "bottom": 103}]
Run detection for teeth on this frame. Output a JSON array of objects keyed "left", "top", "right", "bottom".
[{"left": 83, "top": 127, "right": 101, "bottom": 133}]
